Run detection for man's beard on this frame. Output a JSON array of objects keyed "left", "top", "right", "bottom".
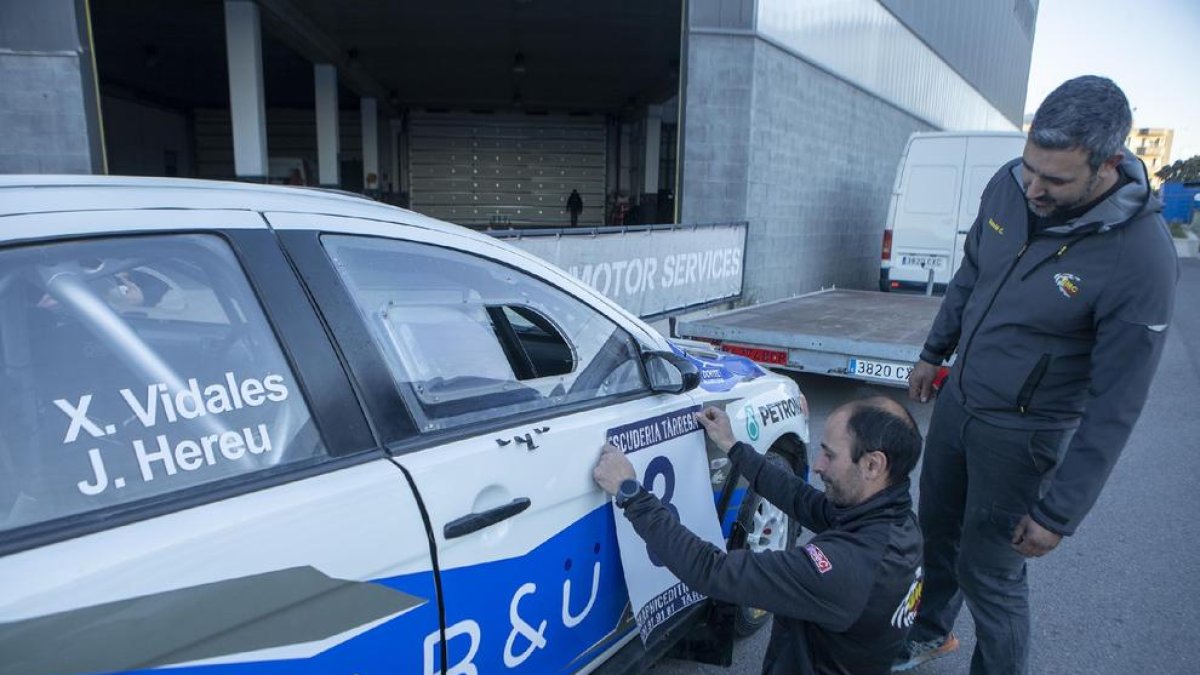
[
  {"left": 823, "top": 477, "right": 859, "bottom": 507},
  {"left": 1028, "top": 171, "right": 1102, "bottom": 218}
]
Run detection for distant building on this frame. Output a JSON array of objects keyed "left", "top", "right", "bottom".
[
  {"left": 1126, "top": 127, "right": 1174, "bottom": 186},
  {"left": 1022, "top": 119, "right": 1174, "bottom": 188}
]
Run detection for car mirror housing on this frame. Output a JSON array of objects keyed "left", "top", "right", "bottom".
[{"left": 642, "top": 350, "right": 701, "bottom": 394}]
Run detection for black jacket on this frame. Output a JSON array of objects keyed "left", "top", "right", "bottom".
[
  {"left": 920, "top": 151, "right": 1178, "bottom": 535},
  {"left": 622, "top": 442, "right": 922, "bottom": 675}
]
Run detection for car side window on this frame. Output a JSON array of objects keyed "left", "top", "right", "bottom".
[
  {"left": 323, "top": 235, "right": 647, "bottom": 432},
  {"left": 0, "top": 234, "right": 325, "bottom": 532}
]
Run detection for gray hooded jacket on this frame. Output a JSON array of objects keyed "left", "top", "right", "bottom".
[{"left": 919, "top": 150, "right": 1178, "bottom": 536}]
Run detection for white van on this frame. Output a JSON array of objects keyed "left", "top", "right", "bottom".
[{"left": 880, "top": 131, "right": 1026, "bottom": 292}]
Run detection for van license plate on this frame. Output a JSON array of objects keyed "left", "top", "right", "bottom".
[
  {"left": 848, "top": 357, "right": 912, "bottom": 383},
  {"left": 900, "top": 254, "right": 946, "bottom": 269}
]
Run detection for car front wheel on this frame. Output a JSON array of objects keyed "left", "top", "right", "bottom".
[{"left": 733, "top": 438, "right": 806, "bottom": 636}]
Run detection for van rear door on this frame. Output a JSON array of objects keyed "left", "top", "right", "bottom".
[
  {"left": 889, "top": 135, "right": 965, "bottom": 289},
  {"left": 951, "top": 135, "right": 1025, "bottom": 273}
]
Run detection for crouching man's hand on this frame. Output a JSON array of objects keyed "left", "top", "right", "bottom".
[
  {"left": 593, "top": 443, "right": 636, "bottom": 496},
  {"left": 694, "top": 406, "right": 737, "bottom": 453}
]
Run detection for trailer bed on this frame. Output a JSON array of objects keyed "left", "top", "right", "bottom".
[{"left": 676, "top": 289, "right": 943, "bottom": 387}]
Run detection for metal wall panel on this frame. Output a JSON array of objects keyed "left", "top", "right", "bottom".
[
  {"left": 408, "top": 113, "right": 606, "bottom": 228},
  {"left": 879, "top": 0, "right": 1036, "bottom": 123},
  {"left": 755, "top": 0, "right": 1021, "bottom": 131}
]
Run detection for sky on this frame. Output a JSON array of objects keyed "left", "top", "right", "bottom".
[{"left": 1024, "top": 0, "right": 1200, "bottom": 161}]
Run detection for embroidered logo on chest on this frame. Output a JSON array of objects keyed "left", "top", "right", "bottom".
[
  {"left": 1054, "top": 273, "right": 1081, "bottom": 299},
  {"left": 804, "top": 543, "right": 833, "bottom": 574}
]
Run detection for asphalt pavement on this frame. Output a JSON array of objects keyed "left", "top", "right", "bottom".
[{"left": 654, "top": 257, "right": 1200, "bottom": 675}]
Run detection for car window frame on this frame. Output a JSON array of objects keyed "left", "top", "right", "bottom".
[
  {"left": 276, "top": 228, "right": 659, "bottom": 454},
  {"left": 0, "top": 223, "right": 379, "bottom": 556}
]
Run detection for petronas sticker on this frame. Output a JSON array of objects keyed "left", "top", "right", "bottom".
[{"left": 744, "top": 404, "right": 759, "bottom": 441}]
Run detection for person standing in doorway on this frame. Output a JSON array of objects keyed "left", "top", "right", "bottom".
[
  {"left": 894, "top": 76, "right": 1178, "bottom": 673},
  {"left": 567, "top": 188, "right": 583, "bottom": 227}
]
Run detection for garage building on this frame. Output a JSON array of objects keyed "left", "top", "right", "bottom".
[{"left": 0, "top": 0, "right": 1036, "bottom": 305}]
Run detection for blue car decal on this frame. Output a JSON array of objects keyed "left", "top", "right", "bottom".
[
  {"left": 668, "top": 342, "right": 764, "bottom": 393},
  {"left": 114, "top": 506, "right": 631, "bottom": 675}
]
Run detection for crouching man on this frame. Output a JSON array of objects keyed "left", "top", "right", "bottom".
[{"left": 593, "top": 398, "right": 924, "bottom": 675}]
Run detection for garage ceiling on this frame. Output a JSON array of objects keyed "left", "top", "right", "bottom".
[{"left": 91, "top": 0, "right": 682, "bottom": 113}]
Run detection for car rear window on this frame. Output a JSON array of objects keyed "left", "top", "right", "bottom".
[{"left": 0, "top": 234, "right": 324, "bottom": 532}]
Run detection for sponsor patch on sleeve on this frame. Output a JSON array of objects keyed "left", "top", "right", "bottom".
[{"left": 804, "top": 543, "right": 832, "bottom": 574}]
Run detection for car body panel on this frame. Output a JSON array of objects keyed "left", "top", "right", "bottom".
[
  {"left": 0, "top": 177, "right": 809, "bottom": 674},
  {"left": 0, "top": 460, "right": 441, "bottom": 675}
]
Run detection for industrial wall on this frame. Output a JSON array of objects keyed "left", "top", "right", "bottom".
[
  {"left": 681, "top": 0, "right": 1034, "bottom": 304},
  {"left": 880, "top": 0, "right": 1038, "bottom": 124},
  {"left": 0, "top": 0, "right": 102, "bottom": 174}
]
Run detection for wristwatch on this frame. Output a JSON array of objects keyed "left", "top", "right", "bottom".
[{"left": 614, "top": 479, "right": 641, "bottom": 509}]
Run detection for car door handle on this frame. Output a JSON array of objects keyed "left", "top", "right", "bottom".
[{"left": 444, "top": 498, "right": 532, "bottom": 539}]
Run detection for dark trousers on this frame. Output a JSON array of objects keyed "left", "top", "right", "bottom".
[
  {"left": 911, "top": 393, "right": 1067, "bottom": 675},
  {"left": 570, "top": 211, "right": 580, "bottom": 227}
]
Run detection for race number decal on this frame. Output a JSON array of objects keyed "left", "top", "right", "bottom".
[{"left": 606, "top": 406, "right": 725, "bottom": 644}]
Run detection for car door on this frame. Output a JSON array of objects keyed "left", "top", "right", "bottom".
[
  {"left": 0, "top": 210, "right": 440, "bottom": 675},
  {"left": 270, "top": 213, "right": 702, "bottom": 673}
]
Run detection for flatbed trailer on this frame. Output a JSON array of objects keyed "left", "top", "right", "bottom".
[{"left": 676, "top": 288, "right": 943, "bottom": 388}]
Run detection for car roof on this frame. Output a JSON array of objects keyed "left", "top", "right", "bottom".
[
  {"left": 0, "top": 175, "right": 461, "bottom": 234},
  {"left": 0, "top": 175, "right": 665, "bottom": 348}
]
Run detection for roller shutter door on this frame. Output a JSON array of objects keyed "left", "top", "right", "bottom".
[{"left": 408, "top": 112, "right": 606, "bottom": 227}]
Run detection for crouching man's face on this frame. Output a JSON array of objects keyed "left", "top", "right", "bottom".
[{"left": 814, "top": 409, "right": 869, "bottom": 507}]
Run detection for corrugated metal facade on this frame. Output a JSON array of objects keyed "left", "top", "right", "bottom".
[
  {"left": 755, "top": 0, "right": 1022, "bottom": 131},
  {"left": 407, "top": 113, "right": 606, "bottom": 228},
  {"left": 880, "top": 0, "right": 1037, "bottom": 124}
]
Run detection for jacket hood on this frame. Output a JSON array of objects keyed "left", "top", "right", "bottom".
[{"left": 1008, "top": 148, "right": 1161, "bottom": 235}]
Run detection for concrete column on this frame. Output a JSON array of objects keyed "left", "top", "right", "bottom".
[
  {"left": 389, "top": 117, "right": 402, "bottom": 197},
  {"left": 314, "top": 63, "right": 340, "bottom": 187},
  {"left": 360, "top": 97, "right": 378, "bottom": 193},
  {"left": 643, "top": 105, "right": 663, "bottom": 193},
  {"left": 642, "top": 105, "right": 663, "bottom": 222},
  {"left": 224, "top": 0, "right": 268, "bottom": 180},
  {"left": 0, "top": 0, "right": 104, "bottom": 174}
]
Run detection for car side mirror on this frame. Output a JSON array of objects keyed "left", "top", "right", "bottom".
[{"left": 642, "top": 350, "right": 701, "bottom": 394}]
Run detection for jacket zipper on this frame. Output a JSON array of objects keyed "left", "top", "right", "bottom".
[
  {"left": 1016, "top": 353, "right": 1051, "bottom": 414},
  {"left": 956, "top": 241, "right": 1029, "bottom": 401},
  {"left": 1019, "top": 233, "right": 1090, "bottom": 281}
]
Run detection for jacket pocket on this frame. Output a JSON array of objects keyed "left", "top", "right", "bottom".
[
  {"left": 1025, "top": 428, "right": 1067, "bottom": 475},
  {"left": 1016, "top": 353, "right": 1051, "bottom": 414}
]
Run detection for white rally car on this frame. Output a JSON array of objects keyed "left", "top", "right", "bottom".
[{"left": 0, "top": 176, "right": 809, "bottom": 675}]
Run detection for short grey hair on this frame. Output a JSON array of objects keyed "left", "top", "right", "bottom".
[{"left": 1028, "top": 76, "right": 1132, "bottom": 171}]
